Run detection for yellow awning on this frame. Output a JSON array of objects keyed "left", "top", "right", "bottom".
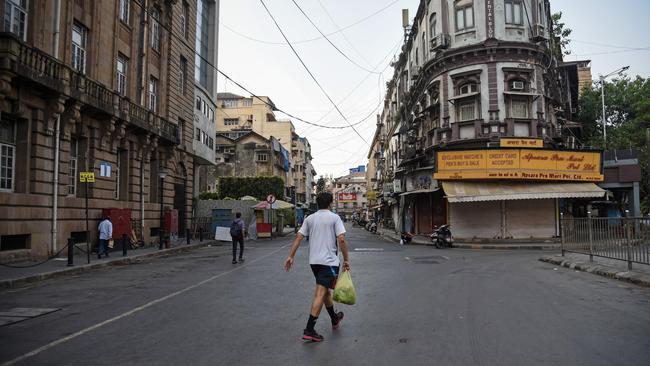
[{"left": 442, "top": 181, "right": 606, "bottom": 203}]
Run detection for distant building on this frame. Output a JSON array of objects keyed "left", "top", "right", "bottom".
[
  {"left": 332, "top": 172, "right": 368, "bottom": 220},
  {"left": 214, "top": 131, "right": 290, "bottom": 184}
]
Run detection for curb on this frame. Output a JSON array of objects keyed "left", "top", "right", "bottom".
[
  {"left": 539, "top": 255, "right": 650, "bottom": 287},
  {"left": 377, "top": 231, "right": 559, "bottom": 250},
  {"left": 0, "top": 241, "right": 218, "bottom": 289}
]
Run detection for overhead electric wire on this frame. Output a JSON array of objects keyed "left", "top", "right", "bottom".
[
  {"left": 290, "top": 0, "right": 380, "bottom": 75},
  {"left": 571, "top": 39, "right": 650, "bottom": 51},
  {"left": 259, "top": 0, "right": 370, "bottom": 146},
  {"left": 129, "top": 0, "right": 377, "bottom": 131},
  {"left": 221, "top": 0, "right": 400, "bottom": 46}
]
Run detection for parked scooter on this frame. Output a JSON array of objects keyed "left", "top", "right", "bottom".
[
  {"left": 368, "top": 221, "right": 377, "bottom": 233},
  {"left": 430, "top": 225, "right": 453, "bottom": 248}
]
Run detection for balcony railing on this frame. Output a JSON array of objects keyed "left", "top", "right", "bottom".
[{"left": 0, "top": 33, "right": 179, "bottom": 145}]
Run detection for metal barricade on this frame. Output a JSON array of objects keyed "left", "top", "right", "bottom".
[{"left": 561, "top": 215, "right": 650, "bottom": 269}]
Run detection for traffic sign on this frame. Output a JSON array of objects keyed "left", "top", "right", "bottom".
[
  {"left": 79, "top": 172, "right": 95, "bottom": 183},
  {"left": 266, "top": 194, "right": 276, "bottom": 204}
]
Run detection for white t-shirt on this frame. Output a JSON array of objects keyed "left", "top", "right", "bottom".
[{"left": 299, "top": 210, "right": 346, "bottom": 266}]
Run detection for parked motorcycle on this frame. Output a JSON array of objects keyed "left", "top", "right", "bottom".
[
  {"left": 368, "top": 221, "right": 377, "bottom": 233},
  {"left": 430, "top": 225, "right": 453, "bottom": 248}
]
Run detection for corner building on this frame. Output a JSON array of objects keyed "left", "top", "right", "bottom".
[
  {"left": 371, "top": 0, "right": 604, "bottom": 241},
  {"left": 0, "top": 0, "right": 202, "bottom": 260}
]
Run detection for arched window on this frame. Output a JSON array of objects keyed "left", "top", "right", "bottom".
[
  {"left": 458, "top": 82, "right": 478, "bottom": 95},
  {"left": 429, "top": 13, "right": 437, "bottom": 38}
]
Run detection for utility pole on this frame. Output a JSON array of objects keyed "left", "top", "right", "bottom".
[{"left": 599, "top": 65, "right": 630, "bottom": 148}]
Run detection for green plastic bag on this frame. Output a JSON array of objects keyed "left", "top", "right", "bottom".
[{"left": 333, "top": 270, "right": 356, "bottom": 305}]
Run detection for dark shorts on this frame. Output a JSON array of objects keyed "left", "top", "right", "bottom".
[{"left": 310, "top": 264, "right": 340, "bottom": 289}]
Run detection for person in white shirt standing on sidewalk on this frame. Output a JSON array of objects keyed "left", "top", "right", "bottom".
[
  {"left": 97, "top": 216, "right": 113, "bottom": 259},
  {"left": 284, "top": 192, "right": 350, "bottom": 342}
]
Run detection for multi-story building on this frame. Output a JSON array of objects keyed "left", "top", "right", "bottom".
[
  {"left": 291, "top": 136, "right": 315, "bottom": 207},
  {"left": 214, "top": 131, "right": 290, "bottom": 182},
  {"left": 332, "top": 170, "right": 368, "bottom": 220},
  {"left": 215, "top": 92, "right": 313, "bottom": 202},
  {"left": 0, "top": 0, "right": 201, "bottom": 260},
  {"left": 192, "top": 0, "right": 220, "bottom": 195},
  {"left": 369, "top": 0, "right": 605, "bottom": 240}
]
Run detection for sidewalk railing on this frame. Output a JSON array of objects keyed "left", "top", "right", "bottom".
[
  {"left": 191, "top": 217, "right": 212, "bottom": 240},
  {"left": 561, "top": 215, "right": 650, "bottom": 269}
]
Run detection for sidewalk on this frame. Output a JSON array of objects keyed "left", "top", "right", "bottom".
[
  {"left": 540, "top": 253, "right": 650, "bottom": 287},
  {"left": 0, "top": 237, "right": 220, "bottom": 289},
  {"left": 375, "top": 227, "right": 559, "bottom": 250}
]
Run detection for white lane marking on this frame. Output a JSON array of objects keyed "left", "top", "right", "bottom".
[
  {"left": 354, "top": 248, "right": 384, "bottom": 252},
  {"left": 1, "top": 242, "right": 292, "bottom": 366}
]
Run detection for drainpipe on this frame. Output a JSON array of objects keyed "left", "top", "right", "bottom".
[
  {"left": 51, "top": 0, "right": 62, "bottom": 254},
  {"left": 140, "top": 158, "right": 145, "bottom": 242}
]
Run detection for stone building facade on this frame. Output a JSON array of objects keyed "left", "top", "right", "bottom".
[
  {"left": 369, "top": 0, "right": 604, "bottom": 240},
  {"left": 0, "top": 0, "right": 202, "bottom": 260}
]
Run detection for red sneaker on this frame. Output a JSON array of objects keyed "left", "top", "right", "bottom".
[{"left": 302, "top": 329, "right": 324, "bottom": 342}]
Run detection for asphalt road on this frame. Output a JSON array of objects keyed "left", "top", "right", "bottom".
[{"left": 1, "top": 225, "right": 649, "bottom": 366}]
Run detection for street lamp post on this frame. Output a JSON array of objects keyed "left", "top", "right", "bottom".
[
  {"left": 599, "top": 65, "right": 629, "bottom": 148},
  {"left": 158, "top": 168, "right": 167, "bottom": 250}
]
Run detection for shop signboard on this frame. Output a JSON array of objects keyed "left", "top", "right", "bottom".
[
  {"left": 338, "top": 192, "right": 357, "bottom": 202},
  {"left": 500, "top": 138, "right": 544, "bottom": 148},
  {"left": 434, "top": 149, "right": 603, "bottom": 182}
]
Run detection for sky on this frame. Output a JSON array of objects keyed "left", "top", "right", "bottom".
[{"left": 217, "top": 0, "right": 650, "bottom": 179}]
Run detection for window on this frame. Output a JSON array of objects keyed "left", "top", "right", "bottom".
[
  {"left": 514, "top": 122, "right": 530, "bottom": 137},
  {"left": 195, "top": 127, "right": 200, "bottom": 141},
  {"left": 242, "top": 99, "right": 253, "bottom": 107},
  {"left": 429, "top": 13, "right": 437, "bottom": 38},
  {"left": 457, "top": 99, "right": 477, "bottom": 121},
  {"left": 505, "top": 0, "right": 523, "bottom": 26},
  {"left": 459, "top": 125, "right": 475, "bottom": 139},
  {"left": 224, "top": 118, "right": 239, "bottom": 126},
  {"left": 511, "top": 97, "right": 529, "bottom": 118},
  {"left": 455, "top": 0, "right": 474, "bottom": 31},
  {"left": 538, "top": 2, "right": 545, "bottom": 26},
  {"left": 179, "top": 56, "right": 187, "bottom": 95},
  {"left": 119, "top": 0, "right": 129, "bottom": 24},
  {"left": 256, "top": 153, "right": 268, "bottom": 162},
  {"left": 421, "top": 32, "right": 427, "bottom": 60},
  {"left": 4, "top": 0, "right": 28, "bottom": 41},
  {"left": 116, "top": 54, "right": 128, "bottom": 96},
  {"left": 68, "top": 139, "right": 77, "bottom": 195},
  {"left": 148, "top": 76, "right": 157, "bottom": 111},
  {"left": 195, "top": 0, "right": 212, "bottom": 88},
  {"left": 72, "top": 22, "right": 88, "bottom": 74},
  {"left": 222, "top": 99, "right": 238, "bottom": 108},
  {"left": 459, "top": 82, "right": 478, "bottom": 95},
  {"left": 181, "top": 1, "right": 189, "bottom": 39},
  {"left": 150, "top": 8, "right": 161, "bottom": 52},
  {"left": 208, "top": 137, "right": 214, "bottom": 149},
  {"left": 0, "top": 120, "right": 15, "bottom": 192},
  {"left": 196, "top": 96, "right": 201, "bottom": 110}
]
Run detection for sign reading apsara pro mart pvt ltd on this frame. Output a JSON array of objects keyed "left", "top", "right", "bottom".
[{"left": 434, "top": 149, "right": 603, "bottom": 182}]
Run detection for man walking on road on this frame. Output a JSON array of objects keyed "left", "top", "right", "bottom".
[
  {"left": 284, "top": 192, "right": 350, "bottom": 342},
  {"left": 97, "top": 216, "right": 112, "bottom": 259},
  {"left": 230, "top": 212, "right": 246, "bottom": 264}
]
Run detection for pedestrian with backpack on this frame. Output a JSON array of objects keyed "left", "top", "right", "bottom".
[{"left": 230, "top": 212, "right": 246, "bottom": 264}]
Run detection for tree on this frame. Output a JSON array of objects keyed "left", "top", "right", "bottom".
[
  {"left": 551, "top": 12, "right": 572, "bottom": 57},
  {"left": 316, "top": 176, "right": 326, "bottom": 195},
  {"left": 578, "top": 75, "right": 650, "bottom": 214}
]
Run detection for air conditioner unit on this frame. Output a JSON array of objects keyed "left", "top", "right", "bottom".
[
  {"left": 530, "top": 24, "right": 547, "bottom": 42},
  {"left": 430, "top": 34, "right": 450, "bottom": 51},
  {"left": 511, "top": 81, "right": 525, "bottom": 90}
]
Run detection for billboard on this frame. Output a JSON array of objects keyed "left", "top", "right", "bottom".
[
  {"left": 338, "top": 192, "right": 357, "bottom": 202},
  {"left": 434, "top": 149, "right": 603, "bottom": 182}
]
